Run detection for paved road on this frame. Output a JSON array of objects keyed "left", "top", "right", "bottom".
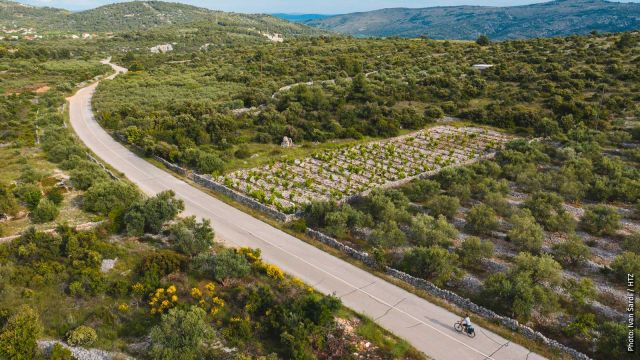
[{"left": 68, "top": 61, "right": 547, "bottom": 360}]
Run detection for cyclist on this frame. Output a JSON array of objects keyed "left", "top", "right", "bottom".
[{"left": 462, "top": 313, "right": 474, "bottom": 334}]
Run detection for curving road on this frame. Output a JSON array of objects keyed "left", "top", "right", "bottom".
[{"left": 67, "top": 61, "right": 547, "bottom": 360}]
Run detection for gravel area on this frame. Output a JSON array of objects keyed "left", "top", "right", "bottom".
[{"left": 38, "top": 341, "right": 132, "bottom": 360}]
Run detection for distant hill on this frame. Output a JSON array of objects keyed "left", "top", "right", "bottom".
[
  {"left": 304, "top": 0, "right": 640, "bottom": 39},
  {"left": 272, "top": 14, "right": 331, "bottom": 22},
  {"left": 0, "top": 0, "right": 69, "bottom": 28},
  {"left": 0, "top": 0, "right": 322, "bottom": 36}
]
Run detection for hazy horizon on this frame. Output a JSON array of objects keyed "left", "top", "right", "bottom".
[{"left": 17, "top": 0, "right": 640, "bottom": 14}]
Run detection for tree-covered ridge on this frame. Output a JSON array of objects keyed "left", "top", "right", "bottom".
[
  {"left": 0, "top": 0, "right": 70, "bottom": 29},
  {"left": 0, "top": 0, "right": 325, "bottom": 36},
  {"left": 305, "top": 0, "right": 640, "bottom": 40},
  {"left": 94, "top": 31, "right": 639, "bottom": 175}
]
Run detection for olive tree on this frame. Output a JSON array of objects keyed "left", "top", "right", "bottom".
[
  {"left": 524, "top": 192, "right": 575, "bottom": 233},
  {"left": 169, "top": 216, "right": 215, "bottom": 257},
  {"left": 83, "top": 181, "right": 141, "bottom": 215},
  {"left": 580, "top": 204, "right": 621, "bottom": 236},
  {"left": 552, "top": 235, "right": 591, "bottom": 266},
  {"left": 458, "top": 236, "right": 494, "bottom": 267},
  {"left": 465, "top": 204, "right": 499, "bottom": 235},
  {"left": 507, "top": 209, "right": 544, "bottom": 253},
  {"left": 400, "top": 246, "right": 460, "bottom": 286},
  {"left": 123, "top": 190, "right": 185, "bottom": 236},
  {"left": 150, "top": 306, "right": 217, "bottom": 360}
]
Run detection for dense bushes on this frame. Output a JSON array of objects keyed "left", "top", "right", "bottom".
[
  {"left": 0, "top": 306, "right": 42, "bottom": 360},
  {"left": 192, "top": 249, "right": 251, "bottom": 282},
  {"left": 65, "top": 325, "right": 97, "bottom": 347},
  {"left": 83, "top": 181, "right": 141, "bottom": 215},
  {"left": 150, "top": 306, "right": 216, "bottom": 360},
  {"left": 464, "top": 204, "right": 498, "bottom": 235},
  {"left": 400, "top": 246, "right": 460, "bottom": 286},
  {"left": 580, "top": 205, "right": 621, "bottom": 236},
  {"left": 123, "top": 190, "right": 184, "bottom": 236},
  {"left": 482, "top": 253, "right": 561, "bottom": 321},
  {"left": 169, "top": 216, "right": 214, "bottom": 257},
  {"left": 0, "top": 183, "right": 19, "bottom": 217},
  {"left": 94, "top": 33, "right": 640, "bottom": 177},
  {"left": 30, "top": 198, "right": 59, "bottom": 223}
]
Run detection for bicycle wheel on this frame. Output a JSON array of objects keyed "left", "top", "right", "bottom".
[
  {"left": 454, "top": 322, "right": 463, "bottom": 332},
  {"left": 468, "top": 329, "right": 476, "bottom": 338}
]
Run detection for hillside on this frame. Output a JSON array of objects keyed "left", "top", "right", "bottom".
[
  {"left": 0, "top": 0, "right": 69, "bottom": 28},
  {"left": 0, "top": 0, "right": 323, "bottom": 36},
  {"left": 304, "top": 0, "right": 640, "bottom": 39}
]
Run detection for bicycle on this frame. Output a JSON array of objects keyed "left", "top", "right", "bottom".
[{"left": 454, "top": 321, "right": 476, "bottom": 338}]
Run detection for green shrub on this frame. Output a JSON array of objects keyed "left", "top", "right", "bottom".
[
  {"left": 83, "top": 181, "right": 141, "bottom": 215},
  {"left": 458, "top": 236, "right": 494, "bottom": 267},
  {"left": 234, "top": 146, "right": 251, "bottom": 159},
  {"left": 169, "top": 216, "right": 214, "bottom": 257},
  {"left": 596, "top": 321, "right": 637, "bottom": 359},
  {"left": 563, "top": 313, "right": 596, "bottom": 339},
  {"left": 138, "top": 251, "right": 185, "bottom": 288},
  {"left": 211, "top": 249, "right": 250, "bottom": 282},
  {"left": 408, "top": 214, "right": 458, "bottom": 247},
  {"left": 552, "top": 235, "right": 591, "bottom": 266},
  {"left": 49, "top": 343, "right": 73, "bottom": 360},
  {"left": 507, "top": 209, "right": 544, "bottom": 253},
  {"left": 402, "top": 179, "right": 440, "bottom": 202},
  {"left": 524, "top": 192, "right": 575, "bottom": 233},
  {"left": 197, "top": 152, "right": 224, "bottom": 175},
  {"left": 124, "top": 191, "right": 184, "bottom": 236},
  {"left": 0, "top": 183, "right": 19, "bottom": 216},
  {"left": 482, "top": 192, "right": 512, "bottom": 217},
  {"left": 0, "top": 305, "right": 42, "bottom": 360},
  {"left": 483, "top": 253, "right": 562, "bottom": 320},
  {"left": 465, "top": 204, "right": 498, "bottom": 235},
  {"left": 580, "top": 204, "right": 621, "bottom": 236},
  {"left": 424, "top": 195, "right": 459, "bottom": 220},
  {"left": 610, "top": 252, "right": 640, "bottom": 288},
  {"left": 19, "top": 165, "right": 46, "bottom": 184},
  {"left": 621, "top": 232, "right": 640, "bottom": 254},
  {"left": 150, "top": 306, "right": 216, "bottom": 360},
  {"left": 13, "top": 183, "right": 42, "bottom": 210},
  {"left": 46, "top": 187, "right": 64, "bottom": 206},
  {"left": 400, "top": 246, "right": 460, "bottom": 286},
  {"left": 30, "top": 198, "right": 59, "bottom": 224},
  {"left": 476, "top": 35, "right": 490, "bottom": 46},
  {"left": 65, "top": 325, "right": 97, "bottom": 347},
  {"left": 70, "top": 161, "right": 109, "bottom": 190}
]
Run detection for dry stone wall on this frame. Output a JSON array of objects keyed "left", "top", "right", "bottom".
[{"left": 193, "top": 173, "right": 297, "bottom": 223}]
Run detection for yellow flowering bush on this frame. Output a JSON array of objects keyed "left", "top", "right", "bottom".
[
  {"left": 131, "top": 282, "right": 145, "bottom": 295},
  {"left": 191, "top": 282, "right": 225, "bottom": 316},
  {"left": 238, "top": 247, "right": 261, "bottom": 263},
  {"left": 290, "top": 277, "right": 306, "bottom": 288},
  {"left": 118, "top": 303, "right": 129, "bottom": 312},
  {"left": 190, "top": 287, "right": 202, "bottom": 298},
  {"left": 263, "top": 263, "right": 285, "bottom": 281},
  {"left": 149, "top": 285, "right": 179, "bottom": 315}
]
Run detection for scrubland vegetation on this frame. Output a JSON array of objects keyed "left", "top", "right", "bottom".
[
  {"left": 0, "top": 33, "right": 423, "bottom": 360},
  {"left": 2, "top": 3, "right": 640, "bottom": 358},
  {"left": 93, "top": 28, "right": 640, "bottom": 358}
]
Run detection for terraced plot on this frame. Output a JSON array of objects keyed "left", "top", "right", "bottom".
[{"left": 217, "top": 126, "right": 513, "bottom": 213}]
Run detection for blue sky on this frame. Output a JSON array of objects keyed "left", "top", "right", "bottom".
[{"left": 19, "top": 0, "right": 640, "bottom": 14}]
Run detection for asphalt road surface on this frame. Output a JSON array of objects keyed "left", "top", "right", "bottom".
[{"left": 67, "top": 61, "right": 547, "bottom": 360}]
